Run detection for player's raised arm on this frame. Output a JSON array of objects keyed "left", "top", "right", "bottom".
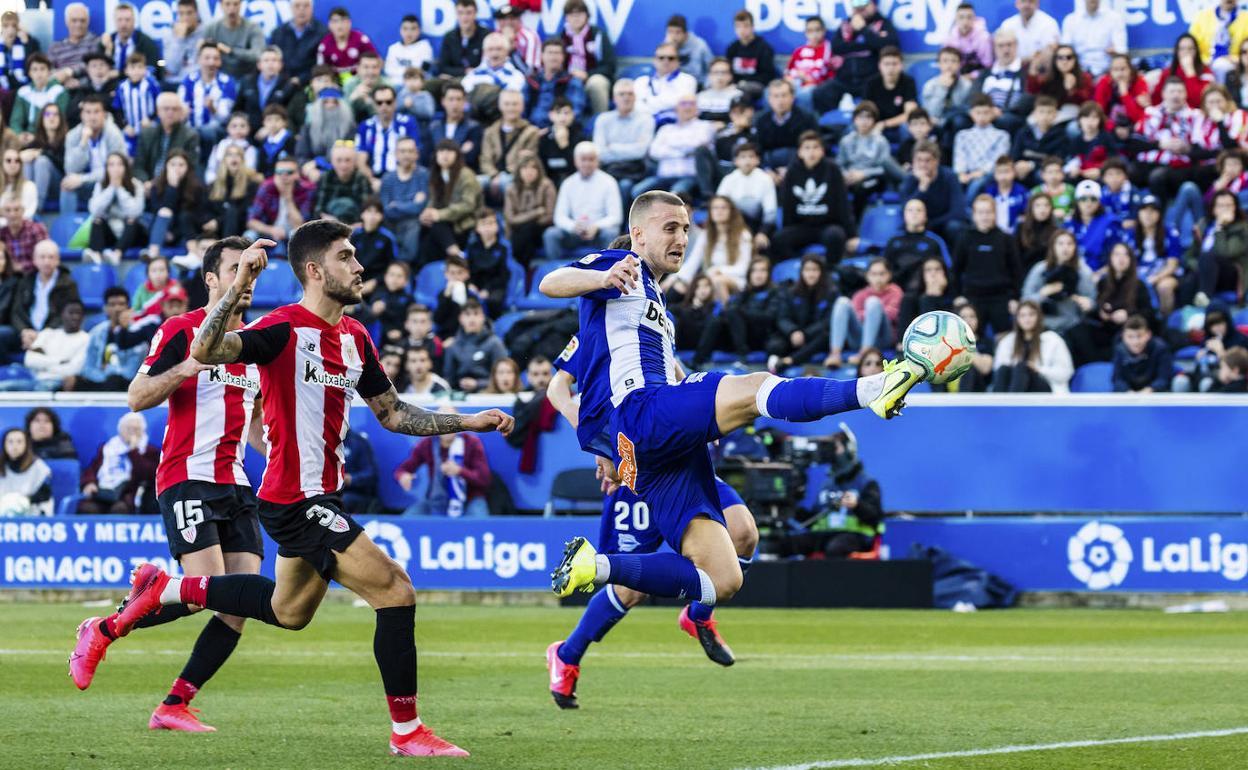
[
  {"left": 539, "top": 254, "right": 640, "bottom": 298},
  {"left": 365, "top": 386, "right": 516, "bottom": 437},
  {"left": 190, "top": 239, "right": 275, "bottom": 364}
]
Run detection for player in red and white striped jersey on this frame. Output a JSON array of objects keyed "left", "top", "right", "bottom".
[
  {"left": 69, "top": 237, "right": 269, "bottom": 733},
  {"left": 108, "top": 221, "right": 514, "bottom": 758}
]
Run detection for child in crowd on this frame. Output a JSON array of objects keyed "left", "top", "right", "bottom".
[
  {"left": 465, "top": 208, "right": 510, "bottom": 318},
  {"left": 1112, "top": 315, "right": 1173, "bottom": 393},
  {"left": 982, "top": 155, "right": 1028, "bottom": 234},
  {"left": 205, "top": 112, "right": 258, "bottom": 184},
  {"left": 1098, "top": 158, "right": 1142, "bottom": 228},
  {"left": 716, "top": 142, "right": 777, "bottom": 236},
  {"left": 433, "top": 254, "right": 477, "bottom": 338},
  {"left": 537, "top": 98, "right": 581, "bottom": 187},
  {"left": 367, "top": 260, "right": 413, "bottom": 340},
  {"left": 1032, "top": 156, "right": 1075, "bottom": 219},
  {"left": 353, "top": 197, "right": 399, "bottom": 293},
  {"left": 111, "top": 53, "right": 159, "bottom": 154},
  {"left": 254, "top": 105, "right": 296, "bottom": 178},
  {"left": 397, "top": 67, "right": 435, "bottom": 120},
  {"left": 838, "top": 100, "right": 903, "bottom": 221},
  {"left": 1064, "top": 102, "right": 1116, "bottom": 180},
  {"left": 897, "top": 108, "right": 934, "bottom": 169},
  {"left": 953, "top": 94, "right": 1009, "bottom": 199},
  {"left": 393, "top": 303, "right": 443, "bottom": 367},
  {"left": 1010, "top": 95, "right": 1065, "bottom": 186}
]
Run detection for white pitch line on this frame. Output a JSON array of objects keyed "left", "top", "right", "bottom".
[
  {"left": 737, "top": 726, "right": 1248, "bottom": 770},
  {"left": 4, "top": 648, "right": 1247, "bottom": 666}
]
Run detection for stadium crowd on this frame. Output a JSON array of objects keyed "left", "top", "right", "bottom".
[{"left": 1, "top": 0, "right": 1248, "bottom": 514}]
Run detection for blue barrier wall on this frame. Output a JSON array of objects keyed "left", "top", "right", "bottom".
[
  {"left": 884, "top": 516, "right": 1248, "bottom": 592},
  {"left": 6, "top": 395, "right": 1247, "bottom": 514},
  {"left": 0, "top": 515, "right": 591, "bottom": 590},
  {"left": 66, "top": 0, "right": 1193, "bottom": 65}
]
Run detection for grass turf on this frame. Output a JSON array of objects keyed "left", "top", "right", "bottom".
[{"left": 3, "top": 602, "right": 1248, "bottom": 769}]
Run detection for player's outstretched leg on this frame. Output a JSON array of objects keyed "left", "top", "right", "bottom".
[
  {"left": 552, "top": 538, "right": 716, "bottom": 606},
  {"left": 69, "top": 604, "right": 195, "bottom": 690},
  {"left": 547, "top": 586, "right": 640, "bottom": 709},
  {"left": 680, "top": 499, "right": 758, "bottom": 667},
  {"left": 331, "top": 534, "right": 469, "bottom": 758}
]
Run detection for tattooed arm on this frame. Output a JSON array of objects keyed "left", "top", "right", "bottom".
[
  {"left": 365, "top": 387, "right": 515, "bottom": 437},
  {"left": 190, "top": 239, "right": 275, "bottom": 365}
]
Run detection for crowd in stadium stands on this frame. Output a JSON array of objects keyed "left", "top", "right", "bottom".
[{"left": 3, "top": 0, "right": 1248, "bottom": 511}]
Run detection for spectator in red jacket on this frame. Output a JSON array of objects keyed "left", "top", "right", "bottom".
[
  {"left": 1150, "top": 33, "right": 1215, "bottom": 108},
  {"left": 1093, "top": 54, "right": 1150, "bottom": 127},
  {"left": 394, "top": 411, "right": 492, "bottom": 517}
]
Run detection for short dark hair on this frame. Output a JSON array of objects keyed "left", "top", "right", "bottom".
[
  {"left": 563, "top": 0, "right": 588, "bottom": 15},
  {"left": 442, "top": 81, "right": 466, "bottom": 99},
  {"left": 937, "top": 45, "right": 962, "bottom": 61},
  {"left": 477, "top": 206, "right": 496, "bottom": 222},
  {"left": 542, "top": 37, "right": 565, "bottom": 53},
  {"left": 407, "top": 303, "right": 431, "bottom": 317},
  {"left": 913, "top": 140, "right": 941, "bottom": 162},
  {"left": 1041, "top": 155, "right": 1064, "bottom": 169},
  {"left": 124, "top": 52, "right": 146, "bottom": 68},
  {"left": 608, "top": 234, "right": 632, "bottom": 250},
  {"left": 994, "top": 154, "right": 1014, "bottom": 168},
  {"left": 26, "top": 53, "right": 51, "bottom": 71},
  {"left": 262, "top": 103, "right": 289, "bottom": 122},
  {"left": 733, "top": 141, "right": 759, "bottom": 158},
  {"left": 401, "top": 13, "right": 419, "bottom": 24},
  {"left": 359, "top": 50, "right": 381, "bottom": 63},
  {"left": 1124, "top": 315, "right": 1150, "bottom": 332},
  {"left": 104, "top": 286, "right": 130, "bottom": 304},
  {"left": 1101, "top": 156, "right": 1128, "bottom": 175},
  {"left": 202, "top": 236, "right": 252, "bottom": 280},
  {"left": 1224, "top": 346, "right": 1248, "bottom": 373},
  {"left": 853, "top": 100, "right": 879, "bottom": 121},
  {"left": 460, "top": 297, "right": 484, "bottom": 315},
  {"left": 805, "top": 15, "right": 825, "bottom": 28},
  {"left": 288, "top": 219, "right": 353, "bottom": 285},
  {"left": 372, "top": 84, "right": 396, "bottom": 102},
  {"left": 734, "top": 10, "right": 754, "bottom": 24},
  {"left": 797, "top": 129, "right": 823, "bottom": 148},
  {"left": 529, "top": 355, "right": 551, "bottom": 368},
  {"left": 879, "top": 45, "right": 902, "bottom": 61},
  {"left": 329, "top": 6, "right": 350, "bottom": 19},
  {"left": 969, "top": 93, "right": 995, "bottom": 110},
  {"left": 79, "top": 93, "right": 109, "bottom": 112},
  {"left": 445, "top": 253, "right": 469, "bottom": 271},
  {"left": 362, "top": 196, "right": 383, "bottom": 215},
  {"left": 666, "top": 14, "right": 687, "bottom": 31},
  {"left": 1033, "top": 94, "right": 1059, "bottom": 110},
  {"left": 385, "top": 260, "right": 411, "bottom": 280},
  {"left": 907, "top": 107, "right": 931, "bottom": 123},
  {"left": 551, "top": 95, "right": 573, "bottom": 112}
]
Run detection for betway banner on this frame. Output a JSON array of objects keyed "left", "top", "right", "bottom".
[
  {"left": 65, "top": 0, "right": 1197, "bottom": 65},
  {"left": 886, "top": 517, "right": 1248, "bottom": 592},
  {"left": 0, "top": 516, "right": 590, "bottom": 590}
]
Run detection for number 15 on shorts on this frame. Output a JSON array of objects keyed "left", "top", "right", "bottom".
[{"left": 173, "top": 499, "right": 205, "bottom": 530}]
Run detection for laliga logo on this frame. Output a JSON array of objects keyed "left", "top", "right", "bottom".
[
  {"left": 363, "top": 521, "right": 412, "bottom": 572},
  {"left": 1068, "top": 521, "right": 1133, "bottom": 591}
]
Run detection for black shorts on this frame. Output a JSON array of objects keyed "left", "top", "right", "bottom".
[
  {"left": 257, "top": 494, "right": 364, "bottom": 581},
  {"left": 158, "top": 481, "right": 265, "bottom": 560}
]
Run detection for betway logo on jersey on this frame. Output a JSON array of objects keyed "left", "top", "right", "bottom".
[
  {"left": 303, "top": 361, "right": 355, "bottom": 390},
  {"left": 208, "top": 366, "right": 258, "bottom": 391},
  {"left": 640, "top": 300, "right": 675, "bottom": 340},
  {"left": 1068, "top": 521, "right": 1248, "bottom": 590}
]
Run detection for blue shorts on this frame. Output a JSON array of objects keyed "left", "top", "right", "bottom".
[
  {"left": 598, "top": 476, "right": 742, "bottom": 555},
  {"left": 608, "top": 372, "right": 731, "bottom": 550}
]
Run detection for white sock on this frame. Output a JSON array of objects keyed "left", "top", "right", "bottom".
[
  {"left": 856, "top": 372, "right": 885, "bottom": 407},
  {"left": 159, "top": 576, "right": 183, "bottom": 605},
  {"left": 754, "top": 374, "right": 784, "bottom": 418},
  {"left": 594, "top": 554, "right": 611, "bottom": 585},
  {"left": 695, "top": 568, "right": 717, "bottom": 606},
  {"left": 393, "top": 717, "right": 422, "bottom": 736}
]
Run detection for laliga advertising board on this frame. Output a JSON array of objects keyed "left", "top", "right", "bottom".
[
  {"left": 0, "top": 516, "right": 586, "bottom": 590},
  {"left": 68, "top": 0, "right": 1199, "bottom": 63},
  {"left": 885, "top": 517, "right": 1248, "bottom": 592}
]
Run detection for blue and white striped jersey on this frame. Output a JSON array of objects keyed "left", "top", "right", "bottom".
[{"left": 567, "top": 249, "right": 679, "bottom": 457}]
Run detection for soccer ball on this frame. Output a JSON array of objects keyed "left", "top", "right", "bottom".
[
  {"left": 901, "top": 310, "right": 976, "bottom": 385},
  {"left": 0, "top": 492, "right": 33, "bottom": 517}
]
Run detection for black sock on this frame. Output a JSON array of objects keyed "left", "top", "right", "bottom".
[
  {"left": 204, "top": 574, "right": 283, "bottom": 627},
  {"left": 374, "top": 606, "right": 417, "bottom": 702},
  {"left": 163, "top": 615, "right": 242, "bottom": 706},
  {"left": 134, "top": 603, "right": 195, "bottom": 628}
]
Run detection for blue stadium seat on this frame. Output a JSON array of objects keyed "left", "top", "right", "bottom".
[
  {"left": 414, "top": 260, "right": 446, "bottom": 307},
  {"left": 70, "top": 264, "right": 118, "bottom": 309},
  {"left": 515, "top": 261, "right": 574, "bottom": 310},
  {"left": 618, "top": 63, "right": 654, "bottom": 81},
  {"left": 50, "top": 212, "right": 87, "bottom": 257},
  {"left": 505, "top": 256, "right": 526, "bottom": 308},
  {"left": 818, "top": 109, "right": 853, "bottom": 128},
  {"left": 771, "top": 257, "right": 802, "bottom": 284},
  {"left": 855, "top": 204, "right": 902, "bottom": 254},
  {"left": 907, "top": 59, "right": 940, "bottom": 92},
  {"left": 1235, "top": 308, "right": 1248, "bottom": 326},
  {"left": 251, "top": 259, "right": 303, "bottom": 308},
  {"left": 122, "top": 262, "right": 147, "bottom": 296},
  {"left": 46, "top": 459, "right": 80, "bottom": 508},
  {"left": 1070, "top": 362, "right": 1116, "bottom": 393},
  {"left": 492, "top": 310, "right": 528, "bottom": 341}
]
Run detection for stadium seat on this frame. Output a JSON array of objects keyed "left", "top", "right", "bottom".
[
  {"left": 543, "top": 468, "right": 604, "bottom": 517},
  {"left": 70, "top": 264, "right": 118, "bottom": 310},
  {"left": 818, "top": 109, "right": 853, "bottom": 128},
  {"left": 46, "top": 459, "right": 80, "bottom": 508},
  {"left": 504, "top": 256, "right": 526, "bottom": 308},
  {"left": 250, "top": 259, "right": 303, "bottom": 308},
  {"left": 414, "top": 260, "right": 446, "bottom": 307},
  {"left": 1070, "top": 362, "right": 1116, "bottom": 393},
  {"left": 617, "top": 63, "right": 654, "bottom": 81},
  {"left": 122, "top": 262, "right": 147, "bottom": 296},
  {"left": 1235, "top": 308, "right": 1248, "bottom": 326},
  {"left": 49, "top": 212, "right": 88, "bottom": 258},
  {"left": 492, "top": 309, "right": 528, "bottom": 341},
  {"left": 907, "top": 58, "right": 940, "bottom": 92},
  {"left": 771, "top": 258, "right": 802, "bottom": 284},
  {"left": 515, "top": 261, "right": 574, "bottom": 310},
  {"left": 855, "top": 204, "right": 903, "bottom": 254}
]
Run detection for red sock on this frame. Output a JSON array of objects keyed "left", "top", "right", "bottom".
[
  {"left": 386, "top": 695, "right": 418, "bottom": 724},
  {"left": 166, "top": 677, "right": 199, "bottom": 706},
  {"left": 180, "top": 576, "right": 210, "bottom": 607},
  {"left": 98, "top": 614, "right": 122, "bottom": 639}
]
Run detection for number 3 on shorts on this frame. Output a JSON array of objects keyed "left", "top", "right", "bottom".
[{"left": 173, "top": 499, "right": 204, "bottom": 531}]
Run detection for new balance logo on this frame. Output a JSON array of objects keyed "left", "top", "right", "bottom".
[{"left": 303, "top": 361, "right": 355, "bottom": 389}]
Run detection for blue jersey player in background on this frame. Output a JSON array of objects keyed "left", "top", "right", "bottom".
[
  {"left": 538, "top": 190, "right": 930, "bottom": 631},
  {"left": 543, "top": 324, "right": 758, "bottom": 709}
]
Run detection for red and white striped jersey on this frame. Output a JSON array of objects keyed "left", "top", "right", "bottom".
[
  {"left": 141, "top": 307, "right": 261, "bottom": 496},
  {"left": 234, "top": 303, "right": 390, "bottom": 505}
]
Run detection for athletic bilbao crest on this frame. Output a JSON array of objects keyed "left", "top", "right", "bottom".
[
  {"left": 180, "top": 524, "right": 198, "bottom": 544},
  {"left": 328, "top": 515, "right": 350, "bottom": 533},
  {"left": 341, "top": 335, "right": 361, "bottom": 368}
]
